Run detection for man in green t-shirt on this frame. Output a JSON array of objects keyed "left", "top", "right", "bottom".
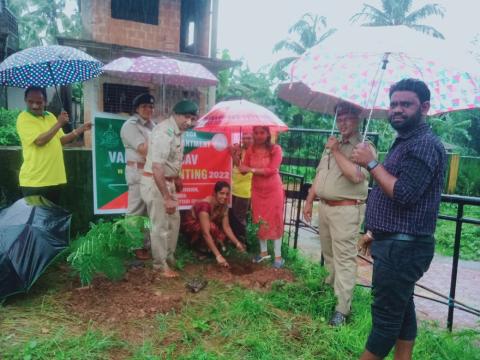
[{"left": 16, "top": 86, "right": 91, "bottom": 203}]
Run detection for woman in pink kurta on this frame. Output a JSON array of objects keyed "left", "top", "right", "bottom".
[{"left": 240, "top": 126, "right": 285, "bottom": 268}]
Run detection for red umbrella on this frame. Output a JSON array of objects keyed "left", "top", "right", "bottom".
[{"left": 194, "top": 99, "right": 288, "bottom": 133}]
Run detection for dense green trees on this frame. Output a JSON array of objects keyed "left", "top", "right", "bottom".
[{"left": 7, "top": 0, "right": 82, "bottom": 48}]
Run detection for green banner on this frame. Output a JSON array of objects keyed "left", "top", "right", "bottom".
[
  {"left": 92, "top": 113, "right": 231, "bottom": 214},
  {"left": 92, "top": 113, "right": 128, "bottom": 214}
]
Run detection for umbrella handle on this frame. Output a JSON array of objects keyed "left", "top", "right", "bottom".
[
  {"left": 362, "top": 53, "right": 390, "bottom": 142},
  {"left": 47, "top": 62, "right": 65, "bottom": 113},
  {"left": 54, "top": 85, "right": 65, "bottom": 113},
  {"left": 330, "top": 108, "right": 338, "bottom": 136}
]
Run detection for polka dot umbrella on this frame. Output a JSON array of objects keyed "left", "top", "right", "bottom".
[
  {"left": 0, "top": 45, "right": 103, "bottom": 88},
  {"left": 0, "top": 45, "right": 103, "bottom": 108},
  {"left": 102, "top": 56, "right": 218, "bottom": 87}
]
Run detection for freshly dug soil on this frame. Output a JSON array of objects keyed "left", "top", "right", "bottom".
[{"left": 66, "top": 259, "right": 294, "bottom": 340}]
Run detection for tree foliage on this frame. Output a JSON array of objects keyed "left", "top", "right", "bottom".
[
  {"left": 350, "top": 0, "right": 445, "bottom": 38},
  {"left": 271, "top": 13, "right": 336, "bottom": 81},
  {"left": 7, "top": 0, "right": 82, "bottom": 48},
  {"left": 216, "top": 50, "right": 333, "bottom": 131},
  {"left": 0, "top": 108, "right": 20, "bottom": 146}
]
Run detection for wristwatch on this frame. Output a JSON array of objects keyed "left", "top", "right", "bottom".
[{"left": 366, "top": 160, "right": 379, "bottom": 172}]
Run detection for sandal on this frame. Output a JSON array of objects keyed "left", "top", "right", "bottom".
[
  {"left": 252, "top": 254, "right": 271, "bottom": 264},
  {"left": 273, "top": 258, "right": 285, "bottom": 269}
]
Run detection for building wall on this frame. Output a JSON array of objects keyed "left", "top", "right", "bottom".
[{"left": 80, "top": 0, "right": 182, "bottom": 52}]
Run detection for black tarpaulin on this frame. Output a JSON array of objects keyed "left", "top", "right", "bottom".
[{"left": 0, "top": 196, "right": 71, "bottom": 299}]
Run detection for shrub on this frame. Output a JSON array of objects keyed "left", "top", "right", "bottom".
[
  {"left": 67, "top": 217, "right": 145, "bottom": 286},
  {"left": 0, "top": 107, "right": 20, "bottom": 146}
]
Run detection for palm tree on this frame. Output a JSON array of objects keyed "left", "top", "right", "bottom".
[
  {"left": 271, "top": 13, "right": 336, "bottom": 80},
  {"left": 350, "top": 0, "right": 445, "bottom": 39}
]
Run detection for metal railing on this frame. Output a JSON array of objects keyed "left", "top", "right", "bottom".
[
  {"left": 438, "top": 194, "right": 480, "bottom": 330},
  {"left": 280, "top": 171, "right": 305, "bottom": 249},
  {"left": 278, "top": 128, "right": 379, "bottom": 182},
  {"left": 287, "top": 182, "right": 480, "bottom": 331}
]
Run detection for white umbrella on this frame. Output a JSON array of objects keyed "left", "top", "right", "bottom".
[{"left": 279, "top": 26, "right": 480, "bottom": 123}]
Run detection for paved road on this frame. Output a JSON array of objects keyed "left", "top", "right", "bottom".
[{"left": 296, "top": 227, "right": 480, "bottom": 329}]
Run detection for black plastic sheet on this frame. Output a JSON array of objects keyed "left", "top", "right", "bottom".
[{"left": 0, "top": 196, "right": 71, "bottom": 299}]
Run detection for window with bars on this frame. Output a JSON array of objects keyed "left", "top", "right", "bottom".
[
  {"left": 111, "top": 0, "right": 159, "bottom": 25},
  {"left": 103, "top": 83, "right": 149, "bottom": 114}
]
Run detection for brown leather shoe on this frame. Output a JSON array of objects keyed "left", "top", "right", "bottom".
[{"left": 134, "top": 249, "right": 151, "bottom": 260}]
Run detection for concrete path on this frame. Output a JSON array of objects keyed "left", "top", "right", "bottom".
[{"left": 296, "top": 227, "right": 480, "bottom": 330}]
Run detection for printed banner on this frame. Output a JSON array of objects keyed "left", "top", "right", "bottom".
[
  {"left": 178, "top": 131, "right": 231, "bottom": 209},
  {"left": 92, "top": 113, "right": 232, "bottom": 214},
  {"left": 92, "top": 113, "right": 129, "bottom": 214}
]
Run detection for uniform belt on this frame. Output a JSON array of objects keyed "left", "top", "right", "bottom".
[
  {"left": 321, "top": 199, "right": 364, "bottom": 206},
  {"left": 373, "top": 232, "right": 435, "bottom": 243},
  {"left": 142, "top": 171, "right": 178, "bottom": 181},
  {"left": 127, "top": 161, "right": 145, "bottom": 169}
]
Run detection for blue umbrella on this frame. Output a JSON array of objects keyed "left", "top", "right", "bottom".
[{"left": 0, "top": 45, "right": 103, "bottom": 88}]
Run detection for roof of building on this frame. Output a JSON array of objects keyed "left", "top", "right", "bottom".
[{"left": 57, "top": 36, "right": 241, "bottom": 74}]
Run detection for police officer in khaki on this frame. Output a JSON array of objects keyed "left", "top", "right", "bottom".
[
  {"left": 120, "top": 93, "right": 155, "bottom": 260},
  {"left": 303, "top": 102, "right": 377, "bottom": 326},
  {"left": 141, "top": 100, "right": 199, "bottom": 278}
]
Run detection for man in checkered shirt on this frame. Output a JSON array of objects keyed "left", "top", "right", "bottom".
[{"left": 352, "top": 78, "right": 447, "bottom": 360}]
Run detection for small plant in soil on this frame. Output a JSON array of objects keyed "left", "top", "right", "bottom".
[{"left": 67, "top": 217, "right": 146, "bottom": 286}]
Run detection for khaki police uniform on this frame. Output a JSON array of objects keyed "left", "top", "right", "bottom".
[
  {"left": 120, "top": 114, "right": 154, "bottom": 215},
  {"left": 140, "top": 116, "right": 184, "bottom": 270},
  {"left": 312, "top": 134, "right": 376, "bottom": 315}
]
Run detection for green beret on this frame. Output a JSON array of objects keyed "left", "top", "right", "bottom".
[
  {"left": 334, "top": 101, "right": 361, "bottom": 117},
  {"left": 173, "top": 100, "right": 199, "bottom": 116},
  {"left": 133, "top": 93, "right": 155, "bottom": 109}
]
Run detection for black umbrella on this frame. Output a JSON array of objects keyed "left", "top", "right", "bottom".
[{"left": 0, "top": 196, "right": 71, "bottom": 299}]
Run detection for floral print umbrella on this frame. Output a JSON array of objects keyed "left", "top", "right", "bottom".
[
  {"left": 278, "top": 26, "right": 480, "bottom": 119},
  {"left": 0, "top": 45, "right": 103, "bottom": 87},
  {"left": 102, "top": 56, "right": 218, "bottom": 87}
]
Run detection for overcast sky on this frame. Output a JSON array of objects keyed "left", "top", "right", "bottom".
[{"left": 217, "top": 0, "right": 480, "bottom": 70}]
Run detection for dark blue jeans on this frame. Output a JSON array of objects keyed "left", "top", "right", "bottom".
[{"left": 366, "top": 238, "right": 434, "bottom": 358}]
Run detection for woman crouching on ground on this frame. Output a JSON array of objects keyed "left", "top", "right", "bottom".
[{"left": 182, "top": 181, "right": 246, "bottom": 267}]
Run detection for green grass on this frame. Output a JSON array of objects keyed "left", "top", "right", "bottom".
[
  {"left": 1, "top": 247, "right": 479, "bottom": 359},
  {"left": 435, "top": 203, "right": 480, "bottom": 261},
  {"left": 0, "top": 329, "right": 122, "bottom": 360}
]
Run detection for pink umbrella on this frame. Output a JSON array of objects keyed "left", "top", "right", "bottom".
[
  {"left": 194, "top": 100, "right": 289, "bottom": 133},
  {"left": 102, "top": 56, "right": 218, "bottom": 87}
]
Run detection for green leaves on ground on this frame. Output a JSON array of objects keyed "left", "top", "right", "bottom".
[{"left": 67, "top": 217, "right": 145, "bottom": 285}]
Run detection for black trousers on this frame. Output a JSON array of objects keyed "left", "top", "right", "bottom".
[
  {"left": 366, "top": 238, "right": 434, "bottom": 358},
  {"left": 228, "top": 195, "right": 250, "bottom": 242}
]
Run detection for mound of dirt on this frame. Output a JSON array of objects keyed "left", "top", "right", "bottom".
[
  {"left": 68, "top": 267, "right": 184, "bottom": 324},
  {"left": 66, "top": 260, "right": 294, "bottom": 337},
  {"left": 183, "top": 261, "right": 295, "bottom": 289}
]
